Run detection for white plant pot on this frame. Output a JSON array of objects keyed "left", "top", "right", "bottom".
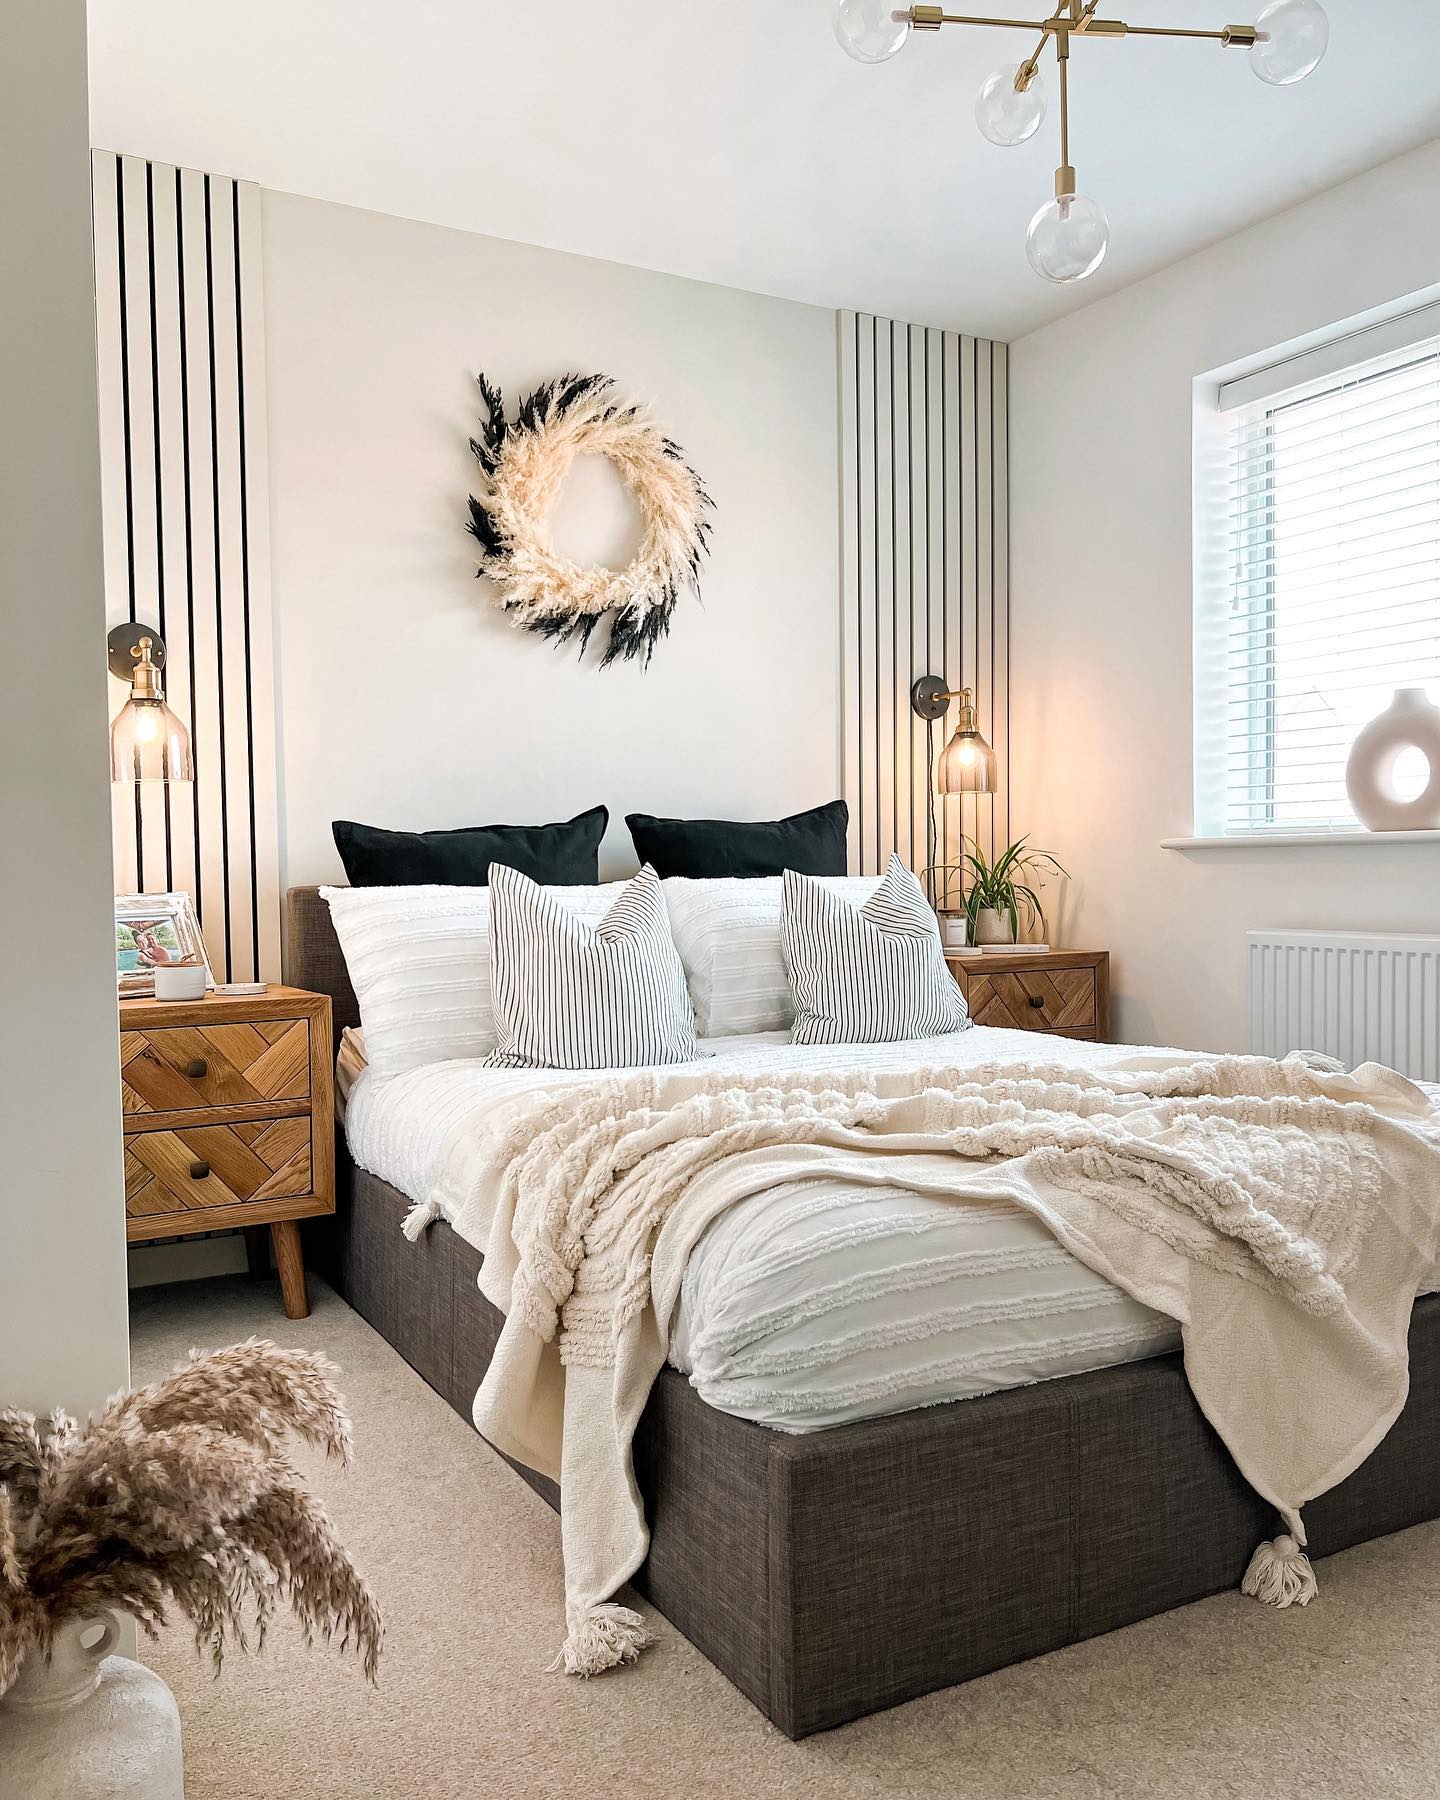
[
  {"left": 0, "top": 1615, "right": 184, "bottom": 1799},
  {"left": 1345, "top": 687, "right": 1440, "bottom": 831},
  {"left": 973, "top": 907, "right": 1016, "bottom": 947}
]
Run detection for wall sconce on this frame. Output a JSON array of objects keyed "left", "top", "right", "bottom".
[
  {"left": 107, "top": 624, "right": 194, "bottom": 783},
  {"left": 910, "top": 676, "right": 997, "bottom": 794}
]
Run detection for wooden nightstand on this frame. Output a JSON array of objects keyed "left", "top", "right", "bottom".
[
  {"left": 118, "top": 985, "right": 334, "bottom": 1318},
  {"left": 946, "top": 948, "right": 1110, "bottom": 1042}
]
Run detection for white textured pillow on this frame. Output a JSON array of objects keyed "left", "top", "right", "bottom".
[
  {"left": 487, "top": 863, "right": 698, "bottom": 1070},
  {"left": 321, "top": 882, "right": 624, "bottom": 1079},
  {"left": 782, "top": 856, "right": 969, "bottom": 1045},
  {"left": 663, "top": 875, "right": 881, "bottom": 1037}
]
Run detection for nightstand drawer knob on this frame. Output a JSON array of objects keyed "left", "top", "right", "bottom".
[
  {"left": 1028, "top": 994, "right": 1045, "bottom": 1009},
  {"left": 189, "top": 1160, "right": 210, "bottom": 1181},
  {"left": 184, "top": 1057, "right": 208, "bottom": 1079}
]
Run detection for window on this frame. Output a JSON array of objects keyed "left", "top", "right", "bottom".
[{"left": 1198, "top": 310, "right": 1440, "bottom": 836}]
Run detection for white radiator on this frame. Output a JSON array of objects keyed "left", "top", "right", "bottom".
[{"left": 1248, "top": 931, "right": 1440, "bottom": 1081}]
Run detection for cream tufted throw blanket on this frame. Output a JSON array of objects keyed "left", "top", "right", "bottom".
[{"left": 439, "top": 1050, "right": 1440, "bottom": 1675}]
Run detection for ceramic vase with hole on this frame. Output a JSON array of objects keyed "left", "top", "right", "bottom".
[
  {"left": 972, "top": 907, "right": 1016, "bottom": 947},
  {"left": 1345, "top": 688, "right": 1440, "bottom": 831},
  {"left": 0, "top": 1614, "right": 184, "bottom": 1799}
]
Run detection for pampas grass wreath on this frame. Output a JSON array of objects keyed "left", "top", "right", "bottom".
[{"left": 467, "top": 372, "right": 714, "bottom": 668}]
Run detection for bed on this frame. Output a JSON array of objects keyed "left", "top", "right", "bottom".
[{"left": 290, "top": 885, "right": 1440, "bottom": 1738}]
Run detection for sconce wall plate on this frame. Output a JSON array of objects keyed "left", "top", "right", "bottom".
[{"left": 107, "top": 622, "right": 168, "bottom": 683}]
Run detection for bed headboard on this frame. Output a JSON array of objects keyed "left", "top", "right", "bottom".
[{"left": 286, "top": 887, "right": 360, "bottom": 1031}]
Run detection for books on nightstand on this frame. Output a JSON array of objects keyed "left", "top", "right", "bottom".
[{"left": 951, "top": 943, "right": 1051, "bottom": 956}]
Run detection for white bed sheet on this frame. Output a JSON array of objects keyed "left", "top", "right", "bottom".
[{"left": 341, "top": 1030, "right": 1440, "bottom": 1434}]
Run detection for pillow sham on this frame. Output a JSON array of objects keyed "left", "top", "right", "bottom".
[
  {"left": 663, "top": 874, "right": 881, "bottom": 1037},
  {"left": 321, "top": 881, "right": 624, "bottom": 1078},
  {"left": 782, "top": 855, "right": 969, "bottom": 1045},
  {"left": 487, "top": 862, "right": 699, "bottom": 1070},
  {"left": 625, "top": 800, "right": 848, "bottom": 879},
  {"left": 331, "top": 805, "right": 607, "bottom": 887}
]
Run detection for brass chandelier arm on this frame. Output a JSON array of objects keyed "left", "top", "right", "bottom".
[{"left": 900, "top": 7, "right": 1259, "bottom": 44}]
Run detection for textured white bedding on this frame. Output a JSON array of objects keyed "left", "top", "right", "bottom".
[{"left": 341, "top": 1029, "right": 1440, "bottom": 1434}]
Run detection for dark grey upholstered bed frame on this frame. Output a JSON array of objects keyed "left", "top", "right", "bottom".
[{"left": 289, "top": 886, "right": 1440, "bottom": 1739}]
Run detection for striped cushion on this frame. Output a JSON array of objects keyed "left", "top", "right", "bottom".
[
  {"left": 487, "top": 862, "right": 699, "bottom": 1069},
  {"left": 782, "top": 855, "right": 969, "bottom": 1045}
]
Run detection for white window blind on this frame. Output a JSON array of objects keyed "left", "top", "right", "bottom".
[{"left": 1206, "top": 330, "right": 1440, "bottom": 836}]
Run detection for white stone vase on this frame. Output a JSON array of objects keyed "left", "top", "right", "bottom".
[
  {"left": 0, "top": 1614, "right": 184, "bottom": 1799},
  {"left": 973, "top": 906, "right": 1017, "bottom": 946},
  {"left": 1345, "top": 687, "right": 1440, "bottom": 831}
]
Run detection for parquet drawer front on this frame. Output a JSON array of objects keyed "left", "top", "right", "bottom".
[
  {"left": 967, "top": 969, "right": 1096, "bottom": 1034},
  {"left": 120, "top": 1019, "right": 310, "bottom": 1116},
  {"left": 947, "top": 951, "right": 1110, "bottom": 1043},
  {"left": 123, "top": 1116, "right": 313, "bottom": 1220}
]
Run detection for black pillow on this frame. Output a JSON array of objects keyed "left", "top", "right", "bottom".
[
  {"left": 625, "top": 801, "right": 848, "bottom": 879},
  {"left": 332, "top": 806, "right": 607, "bottom": 887}
]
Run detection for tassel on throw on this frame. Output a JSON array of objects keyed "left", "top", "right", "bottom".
[
  {"left": 400, "top": 1198, "right": 442, "bottom": 1242},
  {"left": 547, "top": 1603, "right": 652, "bottom": 1677},
  {"left": 1241, "top": 1534, "right": 1318, "bottom": 1608}
]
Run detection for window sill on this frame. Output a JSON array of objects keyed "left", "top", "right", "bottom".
[{"left": 1161, "top": 831, "right": 1440, "bottom": 850}]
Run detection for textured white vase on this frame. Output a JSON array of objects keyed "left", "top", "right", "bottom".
[
  {"left": 1345, "top": 687, "right": 1440, "bottom": 831},
  {"left": 0, "top": 1615, "right": 183, "bottom": 1800},
  {"left": 973, "top": 906, "right": 1016, "bottom": 946}
]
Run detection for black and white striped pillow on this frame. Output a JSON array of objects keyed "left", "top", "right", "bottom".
[
  {"left": 486, "top": 861, "right": 699, "bottom": 1069},
  {"left": 782, "top": 855, "right": 970, "bottom": 1045}
]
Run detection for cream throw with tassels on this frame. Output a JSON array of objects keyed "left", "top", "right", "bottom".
[{"left": 440, "top": 1051, "right": 1440, "bottom": 1674}]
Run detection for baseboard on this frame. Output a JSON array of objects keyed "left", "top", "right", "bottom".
[{"left": 127, "top": 1234, "right": 250, "bottom": 1289}]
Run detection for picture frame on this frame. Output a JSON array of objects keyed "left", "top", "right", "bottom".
[{"left": 114, "top": 892, "right": 214, "bottom": 996}]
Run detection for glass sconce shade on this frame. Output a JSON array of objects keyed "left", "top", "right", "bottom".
[
  {"left": 937, "top": 723, "right": 998, "bottom": 794},
  {"left": 111, "top": 695, "right": 194, "bottom": 783},
  {"left": 975, "top": 65, "right": 1047, "bottom": 146},
  {"left": 1025, "top": 191, "right": 1110, "bottom": 283},
  {"left": 1249, "top": 0, "right": 1329, "bottom": 85},
  {"left": 834, "top": 0, "right": 911, "bottom": 64}
]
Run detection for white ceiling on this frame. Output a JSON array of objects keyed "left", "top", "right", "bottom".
[{"left": 88, "top": 1, "right": 1440, "bottom": 341}]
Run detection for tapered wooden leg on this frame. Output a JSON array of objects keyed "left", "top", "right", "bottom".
[
  {"left": 244, "top": 1226, "right": 270, "bottom": 1277},
  {"left": 271, "top": 1221, "right": 309, "bottom": 1320}
]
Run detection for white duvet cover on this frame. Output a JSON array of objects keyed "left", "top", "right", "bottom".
[{"left": 342, "top": 1028, "right": 1440, "bottom": 1434}]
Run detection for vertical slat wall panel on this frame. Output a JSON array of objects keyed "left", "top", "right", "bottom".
[
  {"left": 92, "top": 151, "right": 279, "bottom": 982},
  {"left": 838, "top": 314, "right": 1009, "bottom": 891}
]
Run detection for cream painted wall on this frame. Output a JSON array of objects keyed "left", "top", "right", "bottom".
[
  {"left": 1009, "top": 140, "right": 1440, "bottom": 1052},
  {"left": 1, "top": 0, "right": 130, "bottom": 1410},
  {"left": 259, "top": 193, "right": 841, "bottom": 890}
]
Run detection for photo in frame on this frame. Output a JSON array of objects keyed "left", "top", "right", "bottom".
[{"left": 114, "top": 892, "right": 214, "bottom": 996}]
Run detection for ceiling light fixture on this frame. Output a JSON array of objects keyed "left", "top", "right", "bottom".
[{"left": 835, "top": 0, "right": 1329, "bottom": 284}]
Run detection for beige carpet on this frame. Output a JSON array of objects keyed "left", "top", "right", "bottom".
[{"left": 128, "top": 1275, "right": 1440, "bottom": 1800}]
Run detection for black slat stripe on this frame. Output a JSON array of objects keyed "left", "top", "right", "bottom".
[
  {"left": 145, "top": 160, "right": 174, "bottom": 888},
  {"left": 115, "top": 158, "right": 144, "bottom": 889},
  {"left": 870, "top": 313, "right": 880, "bottom": 877},
  {"left": 232, "top": 188, "right": 261, "bottom": 980},
  {"left": 175, "top": 166, "right": 203, "bottom": 907},
  {"left": 853, "top": 315, "right": 862, "bottom": 873},
  {"left": 203, "top": 173, "right": 233, "bottom": 982}
]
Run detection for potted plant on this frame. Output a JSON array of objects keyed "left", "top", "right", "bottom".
[
  {"left": 0, "top": 1340, "right": 381, "bottom": 1798},
  {"left": 931, "top": 836, "right": 1067, "bottom": 948}
]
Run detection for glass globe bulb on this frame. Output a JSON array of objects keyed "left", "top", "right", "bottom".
[
  {"left": 1249, "top": 0, "right": 1329, "bottom": 85},
  {"left": 1025, "top": 191, "right": 1109, "bottom": 284},
  {"left": 834, "top": 0, "right": 911, "bottom": 65},
  {"left": 975, "top": 64, "right": 1047, "bottom": 147}
]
